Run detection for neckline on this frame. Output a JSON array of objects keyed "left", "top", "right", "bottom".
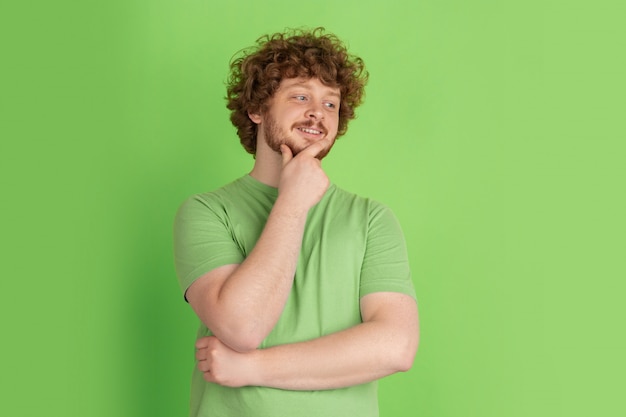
[
  {"left": 241, "top": 174, "right": 278, "bottom": 197},
  {"left": 241, "top": 174, "right": 336, "bottom": 198}
]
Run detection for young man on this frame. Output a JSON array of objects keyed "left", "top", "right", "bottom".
[{"left": 173, "top": 28, "right": 419, "bottom": 417}]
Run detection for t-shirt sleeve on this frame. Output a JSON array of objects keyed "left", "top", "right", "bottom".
[
  {"left": 173, "top": 194, "right": 245, "bottom": 299},
  {"left": 359, "top": 204, "right": 416, "bottom": 299}
]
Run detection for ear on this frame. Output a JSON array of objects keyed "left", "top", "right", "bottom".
[{"left": 248, "top": 111, "right": 262, "bottom": 124}]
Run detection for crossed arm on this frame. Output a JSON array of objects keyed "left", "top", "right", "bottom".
[
  {"left": 187, "top": 224, "right": 419, "bottom": 391},
  {"left": 185, "top": 140, "right": 419, "bottom": 390},
  {"left": 194, "top": 291, "right": 418, "bottom": 390}
]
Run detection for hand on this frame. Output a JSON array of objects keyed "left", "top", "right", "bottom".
[
  {"left": 278, "top": 139, "right": 331, "bottom": 211},
  {"left": 195, "top": 336, "right": 257, "bottom": 387}
]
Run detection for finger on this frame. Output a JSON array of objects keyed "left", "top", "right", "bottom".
[
  {"left": 298, "top": 138, "right": 332, "bottom": 158},
  {"left": 203, "top": 370, "right": 214, "bottom": 383},
  {"left": 280, "top": 144, "right": 293, "bottom": 166},
  {"left": 195, "top": 337, "right": 209, "bottom": 349},
  {"left": 195, "top": 348, "right": 206, "bottom": 361},
  {"left": 197, "top": 359, "right": 210, "bottom": 372}
]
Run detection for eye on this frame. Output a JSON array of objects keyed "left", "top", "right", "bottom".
[
  {"left": 294, "top": 95, "right": 307, "bottom": 101},
  {"left": 324, "top": 102, "right": 337, "bottom": 109}
]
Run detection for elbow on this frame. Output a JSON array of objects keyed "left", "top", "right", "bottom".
[
  {"left": 220, "top": 327, "right": 266, "bottom": 353},
  {"left": 395, "top": 348, "right": 416, "bottom": 372},
  {"left": 199, "top": 314, "right": 266, "bottom": 353},
  {"left": 393, "top": 332, "right": 419, "bottom": 372},
  {"left": 393, "top": 346, "right": 416, "bottom": 372},
  {"left": 228, "top": 337, "right": 261, "bottom": 353}
]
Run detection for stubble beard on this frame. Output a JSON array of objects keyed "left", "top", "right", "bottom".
[{"left": 263, "top": 114, "right": 334, "bottom": 160}]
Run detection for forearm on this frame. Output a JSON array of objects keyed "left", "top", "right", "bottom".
[
  {"left": 246, "top": 293, "right": 419, "bottom": 390},
  {"left": 196, "top": 196, "right": 308, "bottom": 351},
  {"left": 247, "top": 311, "right": 418, "bottom": 389},
  {"left": 196, "top": 293, "right": 419, "bottom": 389}
]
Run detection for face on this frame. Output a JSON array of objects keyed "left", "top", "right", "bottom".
[{"left": 252, "top": 77, "right": 341, "bottom": 159}]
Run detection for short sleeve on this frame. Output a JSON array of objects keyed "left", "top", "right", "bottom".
[
  {"left": 173, "top": 194, "right": 245, "bottom": 299},
  {"left": 359, "top": 204, "right": 416, "bottom": 299}
]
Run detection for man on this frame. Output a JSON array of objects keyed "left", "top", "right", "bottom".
[{"left": 173, "top": 28, "right": 419, "bottom": 417}]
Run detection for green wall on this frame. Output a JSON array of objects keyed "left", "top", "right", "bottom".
[{"left": 3, "top": 1, "right": 625, "bottom": 416}]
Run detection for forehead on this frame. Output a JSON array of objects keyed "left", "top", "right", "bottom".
[{"left": 277, "top": 77, "right": 340, "bottom": 97}]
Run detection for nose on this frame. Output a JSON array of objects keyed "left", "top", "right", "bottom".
[{"left": 306, "top": 102, "right": 324, "bottom": 120}]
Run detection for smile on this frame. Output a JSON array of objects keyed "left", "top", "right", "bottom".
[{"left": 297, "top": 127, "right": 322, "bottom": 135}]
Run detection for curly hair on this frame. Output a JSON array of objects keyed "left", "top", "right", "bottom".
[{"left": 226, "top": 27, "right": 369, "bottom": 155}]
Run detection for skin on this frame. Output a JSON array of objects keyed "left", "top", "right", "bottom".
[
  {"left": 186, "top": 77, "right": 419, "bottom": 390},
  {"left": 257, "top": 77, "right": 340, "bottom": 160}
]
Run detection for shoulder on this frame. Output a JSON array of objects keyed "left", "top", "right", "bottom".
[
  {"left": 176, "top": 177, "right": 250, "bottom": 216},
  {"left": 326, "top": 184, "right": 396, "bottom": 221}
]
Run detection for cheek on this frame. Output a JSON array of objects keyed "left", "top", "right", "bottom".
[{"left": 329, "top": 115, "right": 340, "bottom": 132}]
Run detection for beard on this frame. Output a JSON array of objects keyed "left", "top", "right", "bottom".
[{"left": 263, "top": 114, "right": 334, "bottom": 160}]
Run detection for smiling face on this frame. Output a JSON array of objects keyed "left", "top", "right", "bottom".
[{"left": 251, "top": 77, "right": 341, "bottom": 159}]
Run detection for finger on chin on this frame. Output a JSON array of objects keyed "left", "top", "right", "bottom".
[
  {"left": 304, "top": 138, "right": 330, "bottom": 157},
  {"left": 281, "top": 144, "right": 293, "bottom": 164}
]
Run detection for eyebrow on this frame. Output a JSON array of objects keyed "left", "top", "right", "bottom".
[{"left": 282, "top": 81, "right": 341, "bottom": 98}]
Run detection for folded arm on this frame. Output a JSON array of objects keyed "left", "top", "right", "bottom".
[
  {"left": 185, "top": 140, "right": 331, "bottom": 353},
  {"left": 195, "top": 291, "right": 419, "bottom": 390}
]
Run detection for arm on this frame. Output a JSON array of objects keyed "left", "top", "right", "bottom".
[
  {"left": 186, "top": 140, "right": 332, "bottom": 353},
  {"left": 195, "top": 291, "right": 419, "bottom": 390}
]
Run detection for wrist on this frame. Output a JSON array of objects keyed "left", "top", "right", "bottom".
[
  {"left": 245, "top": 348, "right": 265, "bottom": 387},
  {"left": 273, "top": 195, "right": 311, "bottom": 218}
]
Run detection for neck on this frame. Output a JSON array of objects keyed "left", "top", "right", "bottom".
[{"left": 249, "top": 138, "right": 283, "bottom": 188}]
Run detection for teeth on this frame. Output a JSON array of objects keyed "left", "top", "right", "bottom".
[{"left": 299, "top": 127, "right": 321, "bottom": 135}]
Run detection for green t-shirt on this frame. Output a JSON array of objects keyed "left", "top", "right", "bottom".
[{"left": 173, "top": 175, "right": 415, "bottom": 417}]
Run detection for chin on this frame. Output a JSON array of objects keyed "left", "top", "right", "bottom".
[{"left": 267, "top": 136, "right": 334, "bottom": 160}]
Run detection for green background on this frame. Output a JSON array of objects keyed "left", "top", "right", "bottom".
[{"left": 2, "top": 1, "right": 624, "bottom": 416}]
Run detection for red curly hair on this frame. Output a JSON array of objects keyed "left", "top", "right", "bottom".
[{"left": 226, "top": 28, "right": 369, "bottom": 155}]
